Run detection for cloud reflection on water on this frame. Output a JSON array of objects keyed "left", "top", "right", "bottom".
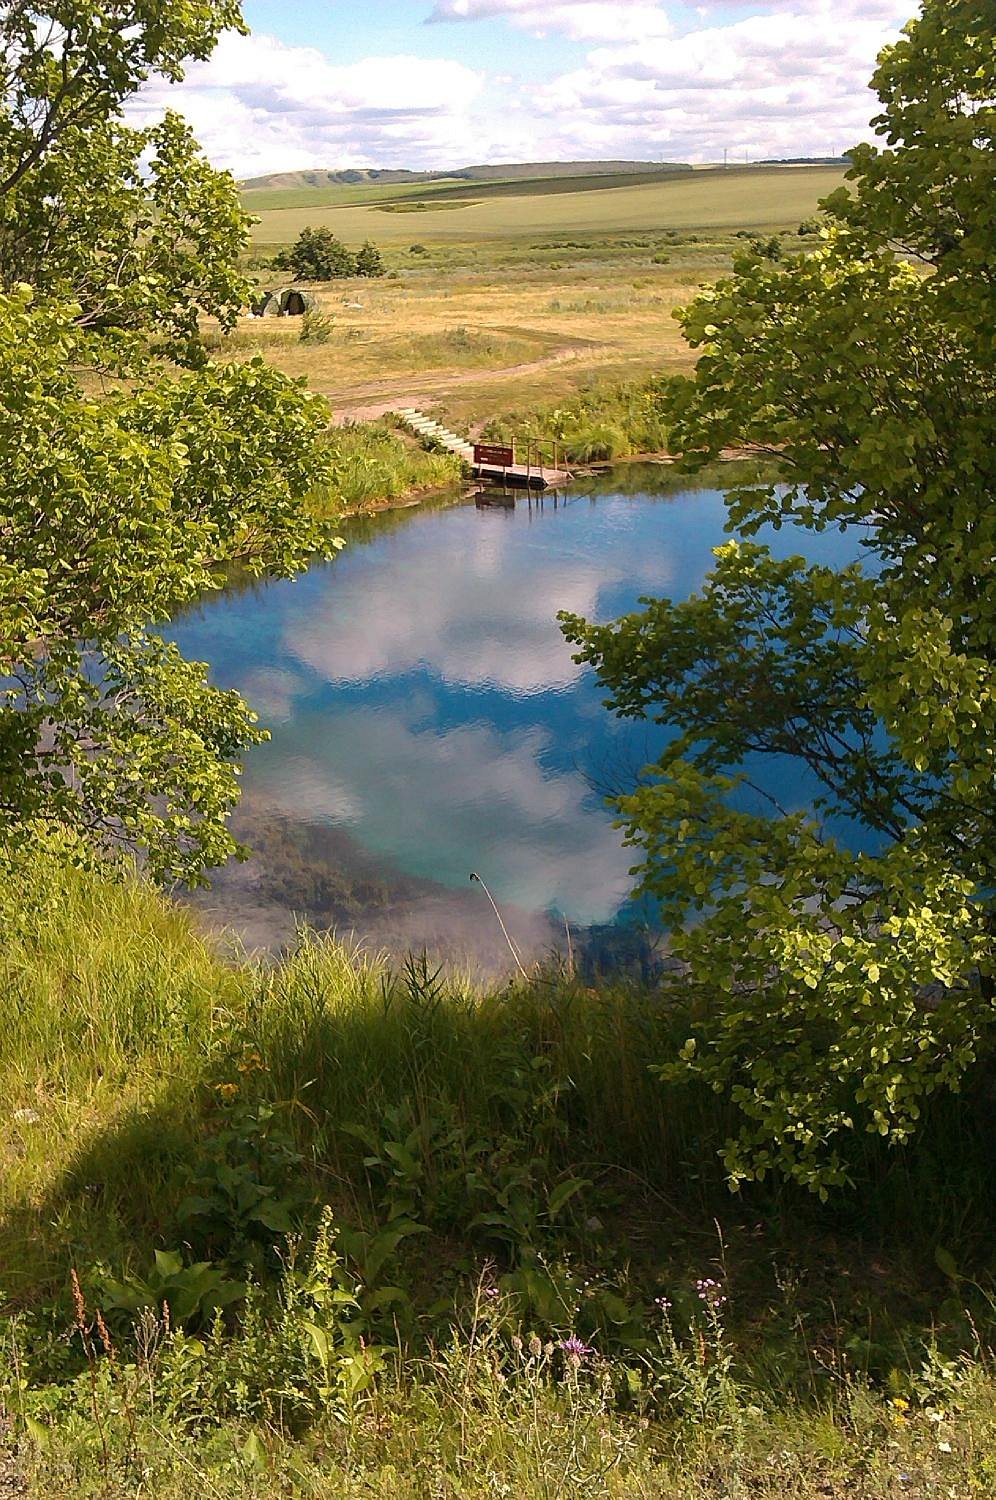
[
  {"left": 286, "top": 505, "right": 676, "bottom": 697},
  {"left": 168, "top": 481, "right": 739, "bottom": 958},
  {"left": 254, "top": 701, "right": 635, "bottom": 926}
]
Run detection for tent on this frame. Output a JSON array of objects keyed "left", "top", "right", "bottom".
[{"left": 251, "top": 287, "right": 318, "bottom": 318}]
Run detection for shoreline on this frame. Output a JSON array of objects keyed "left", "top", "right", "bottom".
[{"left": 331, "top": 439, "right": 767, "bottom": 524}]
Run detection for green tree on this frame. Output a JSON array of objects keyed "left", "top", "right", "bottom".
[
  {"left": 0, "top": 6, "right": 341, "bottom": 882},
  {"left": 275, "top": 226, "right": 358, "bottom": 281},
  {"left": 355, "top": 240, "right": 386, "bottom": 278},
  {"left": 561, "top": 0, "right": 994, "bottom": 1193},
  {"left": 0, "top": 2, "right": 250, "bottom": 362}
]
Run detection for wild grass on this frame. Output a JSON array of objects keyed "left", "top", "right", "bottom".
[
  {"left": 483, "top": 377, "right": 672, "bottom": 462},
  {"left": 1, "top": 847, "right": 992, "bottom": 1493},
  {"left": 10, "top": 1308, "right": 996, "bottom": 1496},
  {"left": 204, "top": 263, "right": 710, "bottom": 432},
  {"left": 313, "top": 421, "right": 463, "bottom": 514},
  {"left": 380, "top": 324, "right": 546, "bottom": 370}
]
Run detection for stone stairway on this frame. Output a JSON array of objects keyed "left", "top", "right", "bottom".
[
  {"left": 396, "top": 406, "right": 572, "bottom": 490},
  {"left": 396, "top": 408, "right": 475, "bottom": 466}
]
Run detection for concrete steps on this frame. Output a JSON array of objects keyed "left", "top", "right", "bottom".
[
  {"left": 395, "top": 407, "right": 572, "bottom": 491},
  {"left": 396, "top": 408, "right": 475, "bottom": 463}
]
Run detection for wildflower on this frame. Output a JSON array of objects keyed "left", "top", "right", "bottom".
[
  {"left": 215, "top": 1082, "right": 239, "bottom": 1101},
  {"left": 237, "top": 1051, "right": 265, "bottom": 1075},
  {"left": 558, "top": 1334, "right": 592, "bottom": 1361},
  {"left": 655, "top": 1295, "right": 673, "bottom": 1313},
  {"left": 528, "top": 1334, "right": 543, "bottom": 1358},
  {"left": 511, "top": 1335, "right": 523, "bottom": 1353},
  {"left": 483, "top": 1285, "right": 500, "bottom": 1301},
  {"left": 693, "top": 1277, "right": 727, "bottom": 1309}
]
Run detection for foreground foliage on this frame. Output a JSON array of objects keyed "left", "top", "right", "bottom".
[
  {"left": 0, "top": 4, "right": 344, "bottom": 880},
  {"left": 0, "top": 849, "right": 992, "bottom": 1493},
  {"left": 563, "top": 0, "right": 994, "bottom": 1192}
]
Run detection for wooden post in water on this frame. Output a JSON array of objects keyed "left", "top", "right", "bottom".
[{"left": 526, "top": 439, "right": 532, "bottom": 488}]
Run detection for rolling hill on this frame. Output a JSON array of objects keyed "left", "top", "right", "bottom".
[{"left": 241, "top": 160, "right": 691, "bottom": 192}]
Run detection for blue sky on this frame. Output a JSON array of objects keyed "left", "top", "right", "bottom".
[{"left": 134, "top": 1, "right": 917, "bottom": 179}]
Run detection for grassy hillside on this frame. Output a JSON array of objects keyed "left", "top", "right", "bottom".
[
  {"left": 246, "top": 163, "right": 844, "bottom": 248},
  {"left": 1, "top": 847, "right": 993, "bottom": 1495},
  {"left": 242, "top": 159, "right": 687, "bottom": 191}
]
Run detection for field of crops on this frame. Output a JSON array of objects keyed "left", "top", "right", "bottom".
[{"left": 246, "top": 163, "right": 844, "bottom": 248}]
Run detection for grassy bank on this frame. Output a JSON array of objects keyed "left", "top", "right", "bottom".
[
  {"left": 318, "top": 420, "right": 463, "bottom": 514},
  {"left": 480, "top": 377, "right": 672, "bottom": 463},
  {"left": 1, "top": 848, "right": 993, "bottom": 1494}
]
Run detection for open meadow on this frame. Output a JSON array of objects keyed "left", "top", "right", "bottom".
[{"left": 224, "top": 163, "right": 844, "bottom": 430}]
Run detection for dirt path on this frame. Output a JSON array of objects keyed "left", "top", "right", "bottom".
[{"left": 324, "top": 343, "right": 604, "bottom": 425}]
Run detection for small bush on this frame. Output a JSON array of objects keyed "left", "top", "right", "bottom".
[
  {"left": 355, "top": 240, "right": 386, "bottom": 277},
  {"left": 299, "top": 308, "right": 334, "bottom": 344}
]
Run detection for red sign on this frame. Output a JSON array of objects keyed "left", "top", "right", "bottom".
[{"left": 473, "top": 443, "right": 514, "bottom": 467}]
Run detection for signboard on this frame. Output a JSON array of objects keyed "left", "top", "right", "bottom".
[{"left": 473, "top": 443, "right": 514, "bottom": 467}]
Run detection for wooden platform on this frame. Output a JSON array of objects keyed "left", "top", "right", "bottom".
[
  {"left": 396, "top": 408, "right": 572, "bottom": 491},
  {"left": 474, "top": 461, "right": 572, "bottom": 489}
]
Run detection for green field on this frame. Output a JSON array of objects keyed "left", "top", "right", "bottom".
[{"left": 247, "top": 163, "right": 844, "bottom": 248}]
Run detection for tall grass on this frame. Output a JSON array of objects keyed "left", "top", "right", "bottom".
[
  {"left": 483, "top": 378, "right": 671, "bottom": 463},
  {"left": 312, "top": 421, "right": 463, "bottom": 515},
  {"left": 0, "top": 848, "right": 993, "bottom": 1496}
]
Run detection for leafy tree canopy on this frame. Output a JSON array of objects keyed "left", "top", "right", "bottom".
[
  {"left": 275, "top": 226, "right": 358, "bottom": 282},
  {"left": 1, "top": 5, "right": 341, "bottom": 880},
  {"left": 562, "top": 0, "right": 994, "bottom": 1194},
  {"left": 1, "top": 3, "right": 251, "bottom": 360}
]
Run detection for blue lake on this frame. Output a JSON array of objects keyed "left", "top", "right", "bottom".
[{"left": 170, "top": 467, "right": 862, "bottom": 970}]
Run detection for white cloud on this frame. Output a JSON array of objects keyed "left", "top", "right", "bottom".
[
  {"left": 515, "top": 6, "right": 912, "bottom": 162},
  {"left": 129, "top": 30, "right": 487, "bottom": 177},
  {"left": 430, "top": 1, "right": 673, "bottom": 42},
  {"left": 131, "top": 4, "right": 914, "bottom": 176}
]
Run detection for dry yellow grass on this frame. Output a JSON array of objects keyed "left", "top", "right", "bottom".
[{"left": 210, "top": 260, "right": 714, "bottom": 427}]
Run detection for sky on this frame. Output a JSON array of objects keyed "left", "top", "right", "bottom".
[{"left": 131, "top": 1, "right": 919, "bottom": 180}]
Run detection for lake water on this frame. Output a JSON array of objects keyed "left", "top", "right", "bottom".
[{"left": 170, "top": 466, "right": 861, "bottom": 972}]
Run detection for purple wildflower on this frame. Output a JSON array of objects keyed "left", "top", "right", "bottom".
[
  {"left": 558, "top": 1334, "right": 593, "bottom": 1360},
  {"left": 483, "top": 1285, "right": 500, "bottom": 1300},
  {"left": 694, "top": 1277, "right": 727, "bottom": 1309}
]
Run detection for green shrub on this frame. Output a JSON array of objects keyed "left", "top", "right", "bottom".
[
  {"left": 274, "top": 226, "right": 358, "bottom": 280},
  {"left": 299, "top": 307, "right": 334, "bottom": 344},
  {"left": 355, "top": 240, "right": 386, "bottom": 277}
]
